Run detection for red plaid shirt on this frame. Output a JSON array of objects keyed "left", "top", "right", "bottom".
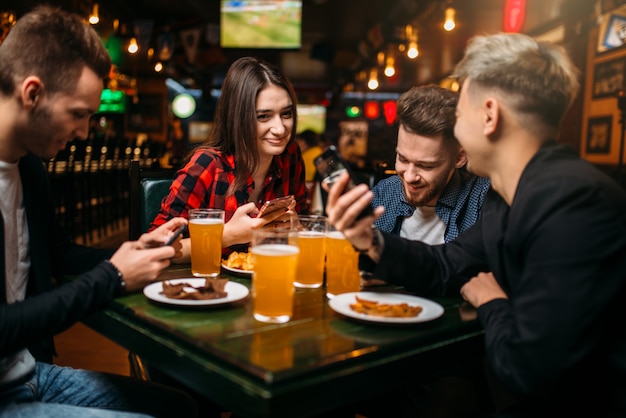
[{"left": 150, "top": 141, "right": 308, "bottom": 245}]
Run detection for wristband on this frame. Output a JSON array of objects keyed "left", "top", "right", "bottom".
[{"left": 105, "top": 260, "right": 126, "bottom": 295}]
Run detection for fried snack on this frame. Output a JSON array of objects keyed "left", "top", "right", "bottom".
[
  {"left": 349, "top": 295, "right": 423, "bottom": 318},
  {"left": 161, "top": 277, "right": 229, "bottom": 300},
  {"left": 225, "top": 251, "right": 253, "bottom": 271}
]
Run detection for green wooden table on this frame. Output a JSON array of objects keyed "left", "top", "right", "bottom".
[{"left": 83, "top": 264, "right": 484, "bottom": 417}]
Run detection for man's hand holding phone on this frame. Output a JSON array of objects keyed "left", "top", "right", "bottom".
[
  {"left": 314, "top": 146, "right": 373, "bottom": 220},
  {"left": 324, "top": 171, "right": 385, "bottom": 261}
]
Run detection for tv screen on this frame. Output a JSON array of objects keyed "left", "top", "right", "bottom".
[
  {"left": 220, "top": 1, "right": 302, "bottom": 49},
  {"left": 297, "top": 104, "right": 326, "bottom": 134}
]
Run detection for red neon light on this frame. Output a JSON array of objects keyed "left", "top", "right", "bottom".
[
  {"left": 364, "top": 101, "right": 380, "bottom": 119},
  {"left": 503, "top": 0, "right": 526, "bottom": 33},
  {"left": 382, "top": 100, "right": 397, "bottom": 126}
]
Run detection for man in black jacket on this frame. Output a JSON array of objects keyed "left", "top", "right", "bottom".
[
  {"left": 0, "top": 6, "right": 195, "bottom": 418},
  {"left": 326, "top": 33, "right": 626, "bottom": 416}
]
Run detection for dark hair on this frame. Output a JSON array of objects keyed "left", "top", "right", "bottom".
[
  {"left": 396, "top": 85, "right": 459, "bottom": 151},
  {"left": 199, "top": 56, "right": 298, "bottom": 193},
  {"left": 0, "top": 5, "right": 111, "bottom": 96},
  {"left": 297, "top": 129, "right": 319, "bottom": 148}
]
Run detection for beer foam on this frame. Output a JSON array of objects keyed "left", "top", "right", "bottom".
[
  {"left": 251, "top": 244, "right": 299, "bottom": 256},
  {"left": 189, "top": 218, "right": 224, "bottom": 225},
  {"left": 298, "top": 231, "right": 325, "bottom": 238},
  {"left": 327, "top": 231, "right": 346, "bottom": 240}
]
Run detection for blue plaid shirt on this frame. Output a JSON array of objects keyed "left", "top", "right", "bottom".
[{"left": 372, "top": 170, "right": 491, "bottom": 242}]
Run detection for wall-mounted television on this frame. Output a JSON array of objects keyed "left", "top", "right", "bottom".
[
  {"left": 297, "top": 104, "right": 326, "bottom": 134},
  {"left": 220, "top": 1, "right": 302, "bottom": 49}
]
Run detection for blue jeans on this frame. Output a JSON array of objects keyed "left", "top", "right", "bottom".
[{"left": 0, "top": 362, "right": 197, "bottom": 418}]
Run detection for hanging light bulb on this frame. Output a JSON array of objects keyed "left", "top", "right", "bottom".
[
  {"left": 154, "top": 62, "right": 163, "bottom": 73},
  {"left": 384, "top": 55, "right": 395, "bottom": 77},
  {"left": 444, "top": 6, "right": 456, "bottom": 31},
  {"left": 368, "top": 69, "right": 379, "bottom": 90},
  {"left": 127, "top": 37, "right": 139, "bottom": 54},
  {"left": 384, "top": 44, "right": 396, "bottom": 77},
  {"left": 407, "top": 32, "right": 419, "bottom": 59},
  {"left": 88, "top": 3, "right": 99, "bottom": 25}
]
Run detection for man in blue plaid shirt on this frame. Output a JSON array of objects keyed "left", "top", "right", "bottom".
[{"left": 372, "top": 85, "right": 490, "bottom": 245}]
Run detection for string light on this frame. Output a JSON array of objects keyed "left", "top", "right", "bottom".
[
  {"left": 384, "top": 55, "right": 395, "bottom": 77},
  {"left": 88, "top": 3, "right": 99, "bottom": 25},
  {"left": 405, "top": 24, "right": 419, "bottom": 59},
  {"left": 444, "top": 6, "right": 456, "bottom": 31},
  {"left": 367, "top": 69, "right": 379, "bottom": 90},
  {"left": 407, "top": 38, "right": 419, "bottom": 59},
  {"left": 128, "top": 37, "right": 138, "bottom": 54}
]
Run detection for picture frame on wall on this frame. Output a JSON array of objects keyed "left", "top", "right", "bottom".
[
  {"left": 593, "top": 58, "right": 626, "bottom": 98},
  {"left": 586, "top": 116, "right": 613, "bottom": 155},
  {"left": 597, "top": 3, "right": 626, "bottom": 54}
]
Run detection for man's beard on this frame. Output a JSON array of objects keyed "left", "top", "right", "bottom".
[{"left": 403, "top": 180, "right": 446, "bottom": 207}]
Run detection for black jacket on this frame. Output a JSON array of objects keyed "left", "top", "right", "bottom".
[
  {"left": 0, "top": 153, "right": 117, "bottom": 363},
  {"left": 373, "top": 142, "right": 626, "bottom": 416}
]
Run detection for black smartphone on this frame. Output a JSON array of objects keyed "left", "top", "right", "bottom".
[
  {"left": 257, "top": 195, "right": 294, "bottom": 218},
  {"left": 164, "top": 224, "right": 186, "bottom": 246},
  {"left": 314, "top": 145, "right": 374, "bottom": 219}
]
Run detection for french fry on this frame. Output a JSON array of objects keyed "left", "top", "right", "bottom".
[
  {"left": 349, "top": 295, "right": 423, "bottom": 318},
  {"left": 225, "top": 251, "right": 253, "bottom": 271}
]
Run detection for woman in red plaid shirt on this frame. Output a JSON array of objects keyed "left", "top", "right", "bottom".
[{"left": 151, "top": 57, "right": 309, "bottom": 258}]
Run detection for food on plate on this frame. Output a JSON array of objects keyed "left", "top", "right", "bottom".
[
  {"left": 349, "top": 295, "right": 423, "bottom": 318},
  {"left": 160, "top": 277, "right": 228, "bottom": 300},
  {"left": 225, "top": 251, "right": 253, "bottom": 271}
]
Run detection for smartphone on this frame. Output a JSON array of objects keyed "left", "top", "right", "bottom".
[
  {"left": 164, "top": 224, "right": 187, "bottom": 246},
  {"left": 257, "top": 195, "right": 294, "bottom": 218},
  {"left": 314, "top": 145, "right": 374, "bottom": 219}
]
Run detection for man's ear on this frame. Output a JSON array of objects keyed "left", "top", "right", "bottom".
[
  {"left": 21, "top": 76, "right": 44, "bottom": 110},
  {"left": 455, "top": 147, "right": 468, "bottom": 168},
  {"left": 482, "top": 97, "right": 499, "bottom": 137}
]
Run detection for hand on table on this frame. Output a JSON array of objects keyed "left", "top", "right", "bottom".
[{"left": 460, "top": 272, "right": 508, "bottom": 308}]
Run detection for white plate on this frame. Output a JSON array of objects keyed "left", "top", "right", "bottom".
[
  {"left": 221, "top": 264, "right": 253, "bottom": 277},
  {"left": 143, "top": 278, "right": 249, "bottom": 307},
  {"left": 328, "top": 292, "right": 444, "bottom": 324}
]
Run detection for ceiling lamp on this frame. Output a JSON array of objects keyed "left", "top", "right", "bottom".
[
  {"left": 405, "top": 24, "right": 419, "bottom": 59},
  {"left": 127, "top": 37, "right": 139, "bottom": 54},
  {"left": 384, "top": 55, "right": 395, "bottom": 78},
  {"left": 444, "top": 5, "right": 456, "bottom": 31},
  {"left": 88, "top": 3, "right": 99, "bottom": 25},
  {"left": 367, "top": 69, "right": 379, "bottom": 90}
]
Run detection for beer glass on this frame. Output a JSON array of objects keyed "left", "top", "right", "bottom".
[
  {"left": 292, "top": 215, "right": 327, "bottom": 288},
  {"left": 188, "top": 208, "right": 225, "bottom": 277},
  {"left": 251, "top": 229, "right": 299, "bottom": 323},
  {"left": 325, "top": 226, "right": 361, "bottom": 298}
]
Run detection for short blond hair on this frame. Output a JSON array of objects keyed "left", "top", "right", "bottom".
[{"left": 453, "top": 33, "right": 579, "bottom": 130}]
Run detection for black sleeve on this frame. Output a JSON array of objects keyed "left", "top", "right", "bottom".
[{"left": 0, "top": 261, "right": 123, "bottom": 358}]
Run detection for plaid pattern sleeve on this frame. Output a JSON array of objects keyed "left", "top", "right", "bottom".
[
  {"left": 150, "top": 149, "right": 243, "bottom": 229},
  {"left": 273, "top": 141, "right": 308, "bottom": 214}
]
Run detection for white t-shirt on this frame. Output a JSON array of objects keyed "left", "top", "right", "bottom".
[
  {"left": 0, "top": 159, "right": 35, "bottom": 386},
  {"left": 399, "top": 205, "right": 446, "bottom": 245}
]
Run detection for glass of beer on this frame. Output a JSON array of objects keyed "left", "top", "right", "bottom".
[
  {"left": 251, "top": 229, "right": 299, "bottom": 323},
  {"left": 325, "top": 226, "right": 361, "bottom": 298},
  {"left": 188, "top": 208, "right": 225, "bottom": 277},
  {"left": 292, "top": 215, "right": 327, "bottom": 288}
]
